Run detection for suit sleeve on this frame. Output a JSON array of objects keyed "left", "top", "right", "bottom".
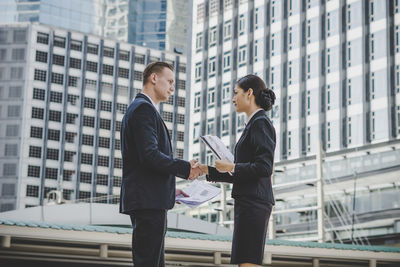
[
  {"left": 233, "top": 119, "right": 275, "bottom": 181},
  {"left": 128, "top": 103, "right": 191, "bottom": 179},
  {"left": 206, "top": 166, "right": 234, "bottom": 183}
]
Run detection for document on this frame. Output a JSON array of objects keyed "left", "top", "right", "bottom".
[
  {"left": 176, "top": 180, "right": 221, "bottom": 208},
  {"left": 200, "top": 135, "right": 234, "bottom": 163}
]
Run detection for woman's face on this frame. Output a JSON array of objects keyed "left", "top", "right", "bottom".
[{"left": 232, "top": 85, "right": 250, "bottom": 113}]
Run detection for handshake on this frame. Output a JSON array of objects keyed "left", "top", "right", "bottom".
[
  {"left": 188, "top": 159, "right": 208, "bottom": 180},
  {"left": 187, "top": 159, "right": 235, "bottom": 180}
]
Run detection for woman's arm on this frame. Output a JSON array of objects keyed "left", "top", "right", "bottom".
[
  {"left": 204, "top": 165, "right": 234, "bottom": 183},
  {"left": 234, "top": 119, "right": 275, "bottom": 181}
]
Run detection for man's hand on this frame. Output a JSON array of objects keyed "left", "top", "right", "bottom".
[
  {"left": 188, "top": 159, "right": 203, "bottom": 180},
  {"left": 215, "top": 159, "right": 235, "bottom": 173},
  {"left": 175, "top": 189, "right": 189, "bottom": 204}
]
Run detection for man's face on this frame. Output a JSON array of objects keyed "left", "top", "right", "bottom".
[{"left": 153, "top": 67, "right": 175, "bottom": 102}]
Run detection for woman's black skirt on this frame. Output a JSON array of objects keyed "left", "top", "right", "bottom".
[{"left": 230, "top": 196, "right": 273, "bottom": 265}]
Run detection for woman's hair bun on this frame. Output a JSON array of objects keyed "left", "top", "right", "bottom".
[{"left": 259, "top": 89, "right": 276, "bottom": 111}]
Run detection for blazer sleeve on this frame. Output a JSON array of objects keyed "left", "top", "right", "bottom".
[
  {"left": 128, "top": 103, "right": 191, "bottom": 179},
  {"left": 206, "top": 166, "right": 234, "bottom": 183},
  {"left": 233, "top": 119, "right": 275, "bottom": 181}
]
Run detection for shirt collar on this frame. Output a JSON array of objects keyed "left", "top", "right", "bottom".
[
  {"left": 140, "top": 92, "right": 159, "bottom": 111},
  {"left": 245, "top": 108, "right": 264, "bottom": 126}
]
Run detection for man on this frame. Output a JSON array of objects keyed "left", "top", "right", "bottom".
[{"left": 120, "top": 62, "right": 202, "bottom": 267}]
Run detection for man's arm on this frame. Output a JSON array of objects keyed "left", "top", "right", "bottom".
[{"left": 129, "top": 103, "right": 191, "bottom": 178}]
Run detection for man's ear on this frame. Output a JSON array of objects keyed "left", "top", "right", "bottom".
[{"left": 150, "top": 73, "right": 157, "bottom": 84}]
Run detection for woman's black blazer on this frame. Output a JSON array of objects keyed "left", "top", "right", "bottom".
[{"left": 207, "top": 110, "right": 276, "bottom": 204}]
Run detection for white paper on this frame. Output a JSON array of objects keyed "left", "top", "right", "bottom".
[
  {"left": 176, "top": 180, "right": 221, "bottom": 208},
  {"left": 200, "top": 135, "right": 234, "bottom": 163}
]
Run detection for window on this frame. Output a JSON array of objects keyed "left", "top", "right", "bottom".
[
  {"left": 79, "top": 191, "right": 91, "bottom": 199},
  {"left": 29, "top": 146, "right": 41, "bottom": 158},
  {"left": 0, "top": 30, "right": 7, "bottom": 43},
  {"left": 2, "top": 184, "right": 15, "bottom": 196},
  {"left": 119, "top": 67, "right": 129, "bottom": 79},
  {"left": 9, "top": 86, "right": 22, "bottom": 98},
  {"left": 197, "top": 3, "right": 205, "bottom": 23},
  {"left": 50, "top": 91, "right": 62, "bottom": 103},
  {"left": 103, "top": 64, "right": 114, "bottom": 76},
  {"left": 195, "top": 62, "right": 202, "bottom": 81},
  {"left": 13, "top": 29, "right": 26, "bottom": 43},
  {"left": 68, "top": 76, "right": 78, "bottom": 87},
  {"left": 98, "top": 156, "right": 109, "bottom": 167},
  {"left": 30, "top": 126, "right": 43, "bottom": 139},
  {"left": 135, "top": 54, "right": 145, "bottom": 64},
  {"left": 86, "top": 61, "right": 98, "bottom": 72},
  {"left": 87, "top": 43, "right": 98, "bottom": 54},
  {"left": 222, "top": 83, "right": 230, "bottom": 103},
  {"left": 116, "top": 121, "right": 122, "bottom": 131},
  {"left": 63, "top": 170, "right": 74, "bottom": 181},
  {"left": 63, "top": 189, "right": 73, "bottom": 200},
  {"left": 223, "top": 20, "right": 232, "bottom": 40},
  {"left": 65, "top": 132, "right": 75, "bottom": 143},
  {"left": 48, "top": 129, "right": 60, "bottom": 141},
  {"left": 222, "top": 115, "right": 229, "bottom": 136},
  {"left": 371, "top": 111, "right": 376, "bottom": 140},
  {"left": 97, "top": 174, "right": 108, "bottom": 186},
  {"left": 101, "top": 100, "right": 112, "bottom": 112},
  {"left": 196, "top": 33, "right": 202, "bottom": 51},
  {"left": 307, "top": 127, "right": 311, "bottom": 152},
  {"left": 5, "top": 144, "right": 17, "bottom": 156},
  {"left": 46, "top": 148, "right": 59, "bottom": 160},
  {"left": 80, "top": 172, "right": 92, "bottom": 183},
  {"left": 208, "top": 87, "right": 215, "bottom": 107},
  {"left": 162, "top": 111, "right": 173, "bottom": 122},
  {"left": 117, "top": 103, "right": 127, "bottom": 114},
  {"left": 177, "top": 114, "right": 185, "bottom": 124},
  {"left": 327, "top": 122, "right": 331, "bottom": 148},
  {"left": 114, "top": 158, "right": 122, "bottom": 169},
  {"left": 70, "top": 40, "right": 82, "bottom": 51},
  {"left": 254, "top": 40, "right": 260, "bottom": 62},
  {"left": 8, "top": 105, "right": 20, "bottom": 117},
  {"left": 28, "top": 165, "right": 40, "bottom": 178},
  {"left": 194, "top": 92, "right": 201, "bottom": 112},
  {"left": 193, "top": 122, "right": 200, "bottom": 143},
  {"left": 103, "top": 47, "right": 114, "bottom": 58},
  {"left": 177, "top": 97, "right": 185, "bottom": 107},
  {"left": 54, "top": 36, "right": 66, "bottom": 48},
  {"left": 3, "top": 163, "right": 16, "bottom": 176},
  {"left": 239, "top": 14, "right": 246, "bottom": 35},
  {"left": 238, "top": 46, "right": 246, "bottom": 66},
  {"left": 10, "top": 67, "right": 23, "bottom": 79},
  {"left": 34, "top": 69, "right": 46, "bottom": 81},
  {"left": 36, "top": 51, "right": 48, "bottom": 63},
  {"left": 6, "top": 125, "right": 19, "bottom": 137},
  {"left": 49, "top": 110, "right": 61, "bottom": 122},
  {"left": 81, "top": 153, "right": 93, "bottom": 165},
  {"left": 69, "top": 58, "right": 81, "bottom": 69},
  {"left": 207, "top": 119, "right": 214, "bottom": 135},
  {"left": 288, "top": 131, "right": 292, "bottom": 156},
  {"left": 307, "top": 91, "right": 311, "bottom": 115},
  {"left": 115, "top": 139, "right": 121, "bottom": 150},
  {"left": 288, "top": 96, "right": 292, "bottom": 120},
  {"left": 45, "top": 168, "right": 58, "bottom": 179},
  {"left": 51, "top": 72, "right": 64, "bottom": 85},
  {"left": 84, "top": 97, "right": 96, "bottom": 109},
  {"left": 134, "top": 71, "right": 143, "bottom": 81},
  {"left": 37, "top": 32, "right": 49, "bottom": 44},
  {"left": 348, "top": 79, "right": 352, "bottom": 105},
  {"left": 26, "top": 185, "right": 39, "bottom": 198},
  {"left": 177, "top": 80, "right": 185, "bottom": 90},
  {"left": 119, "top": 50, "right": 130, "bottom": 61},
  {"left": 113, "top": 176, "right": 122, "bottom": 187},
  {"left": 82, "top": 134, "right": 94, "bottom": 146},
  {"left": 223, "top": 52, "right": 231, "bottom": 71},
  {"left": 327, "top": 85, "right": 331, "bottom": 110},
  {"left": 100, "top": 119, "right": 111, "bottom": 130},
  {"left": 53, "top": 54, "right": 65, "bottom": 66},
  {"left": 11, "top": 48, "right": 25, "bottom": 61},
  {"left": 66, "top": 113, "right": 78, "bottom": 124},
  {"left": 209, "top": 26, "right": 217, "bottom": 47},
  {"left": 32, "top": 107, "right": 44, "bottom": 119},
  {"left": 33, "top": 88, "right": 45, "bottom": 100},
  {"left": 237, "top": 114, "right": 246, "bottom": 132},
  {"left": 176, "top": 131, "right": 184, "bottom": 142},
  {"left": 99, "top": 137, "right": 110, "bottom": 148},
  {"left": 85, "top": 79, "right": 97, "bottom": 90},
  {"left": 208, "top": 57, "right": 216, "bottom": 76},
  {"left": 371, "top": 72, "right": 375, "bottom": 99},
  {"left": 0, "top": 48, "right": 6, "bottom": 61}
]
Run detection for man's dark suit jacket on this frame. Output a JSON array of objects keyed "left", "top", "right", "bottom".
[
  {"left": 120, "top": 93, "right": 191, "bottom": 214},
  {"left": 207, "top": 110, "right": 276, "bottom": 204}
]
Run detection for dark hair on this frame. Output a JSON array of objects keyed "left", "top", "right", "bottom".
[
  {"left": 236, "top": 74, "right": 276, "bottom": 111},
  {"left": 143, "top": 61, "right": 174, "bottom": 85}
]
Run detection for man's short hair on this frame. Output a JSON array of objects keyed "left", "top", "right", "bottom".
[{"left": 143, "top": 62, "right": 174, "bottom": 85}]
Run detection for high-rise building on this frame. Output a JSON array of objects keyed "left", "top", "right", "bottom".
[
  {"left": 0, "top": 22, "right": 187, "bottom": 211},
  {"left": 0, "top": 0, "right": 189, "bottom": 53},
  {"left": 183, "top": 0, "right": 400, "bottom": 244}
]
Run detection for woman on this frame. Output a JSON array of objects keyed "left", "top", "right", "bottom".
[{"left": 198, "top": 74, "right": 276, "bottom": 267}]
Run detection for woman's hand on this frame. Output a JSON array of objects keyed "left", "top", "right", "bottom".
[{"left": 215, "top": 160, "right": 235, "bottom": 173}]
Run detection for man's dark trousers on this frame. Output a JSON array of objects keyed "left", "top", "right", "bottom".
[{"left": 129, "top": 209, "right": 167, "bottom": 267}]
